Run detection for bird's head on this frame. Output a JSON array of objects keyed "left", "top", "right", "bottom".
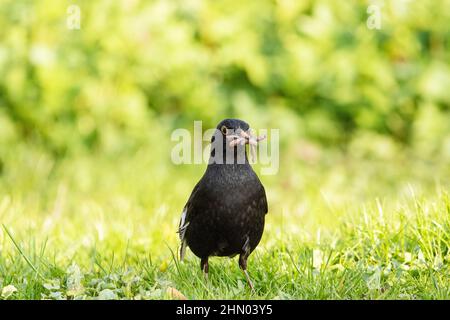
[
  {"left": 210, "top": 118, "right": 265, "bottom": 164},
  {"left": 217, "top": 119, "right": 249, "bottom": 143}
]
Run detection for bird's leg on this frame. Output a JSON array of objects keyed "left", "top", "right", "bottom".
[
  {"left": 201, "top": 257, "right": 209, "bottom": 281},
  {"left": 239, "top": 254, "right": 255, "bottom": 291}
]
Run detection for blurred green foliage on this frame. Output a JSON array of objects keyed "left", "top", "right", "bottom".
[{"left": 0, "top": 0, "right": 449, "bottom": 159}]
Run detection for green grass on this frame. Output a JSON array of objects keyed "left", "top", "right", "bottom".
[{"left": 0, "top": 144, "right": 449, "bottom": 300}]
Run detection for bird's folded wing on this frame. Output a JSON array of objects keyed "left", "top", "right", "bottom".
[
  {"left": 260, "top": 185, "right": 268, "bottom": 214},
  {"left": 178, "top": 182, "right": 202, "bottom": 260},
  {"left": 178, "top": 207, "right": 189, "bottom": 240}
]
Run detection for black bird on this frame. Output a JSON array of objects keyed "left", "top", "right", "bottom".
[{"left": 178, "top": 118, "right": 268, "bottom": 290}]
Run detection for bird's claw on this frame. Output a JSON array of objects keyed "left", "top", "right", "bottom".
[{"left": 243, "top": 270, "right": 255, "bottom": 292}]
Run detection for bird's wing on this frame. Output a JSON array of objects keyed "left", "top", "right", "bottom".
[
  {"left": 260, "top": 184, "right": 268, "bottom": 215},
  {"left": 178, "top": 182, "right": 201, "bottom": 260},
  {"left": 178, "top": 207, "right": 189, "bottom": 240}
]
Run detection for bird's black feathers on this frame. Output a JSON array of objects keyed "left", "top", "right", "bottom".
[{"left": 178, "top": 119, "right": 268, "bottom": 283}]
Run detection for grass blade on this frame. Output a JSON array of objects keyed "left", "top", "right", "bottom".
[{"left": 2, "top": 224, "right": 44, "bottom": 279}]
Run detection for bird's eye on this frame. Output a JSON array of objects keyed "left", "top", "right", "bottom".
[{"left": 221, "top": 126, "right": 228, "bottom": 135}]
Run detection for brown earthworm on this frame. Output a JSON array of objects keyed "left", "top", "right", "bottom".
[{"left": 224, "top": 129, "right": 266, "bottom": 161}]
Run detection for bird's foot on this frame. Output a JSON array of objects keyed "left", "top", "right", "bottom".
[{"left": 243, "top": 270, "right": 255, "bottom": 292}]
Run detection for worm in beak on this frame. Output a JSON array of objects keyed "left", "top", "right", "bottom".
[{"left": 226, "top": 129, "right": 266, "bottom": 162}]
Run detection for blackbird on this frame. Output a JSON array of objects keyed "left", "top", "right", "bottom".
[{"left": 178, "top": 118, "right": 268, "bottom": 290}]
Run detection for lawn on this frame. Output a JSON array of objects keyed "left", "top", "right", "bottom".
[{"left": 1, "top": 142, "right": 449, "bottom": 300}]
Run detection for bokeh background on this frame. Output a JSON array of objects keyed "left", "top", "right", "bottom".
[
  {"left": 1, "top": 0, "right": 450, "bottom": 157},
  {"left": 0, "top": 0, "right": 449, "bottom": 299}
]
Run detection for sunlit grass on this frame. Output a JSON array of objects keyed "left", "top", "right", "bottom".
[{"left": 0, "top": 144, "right": 449, "bottom": 299}]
